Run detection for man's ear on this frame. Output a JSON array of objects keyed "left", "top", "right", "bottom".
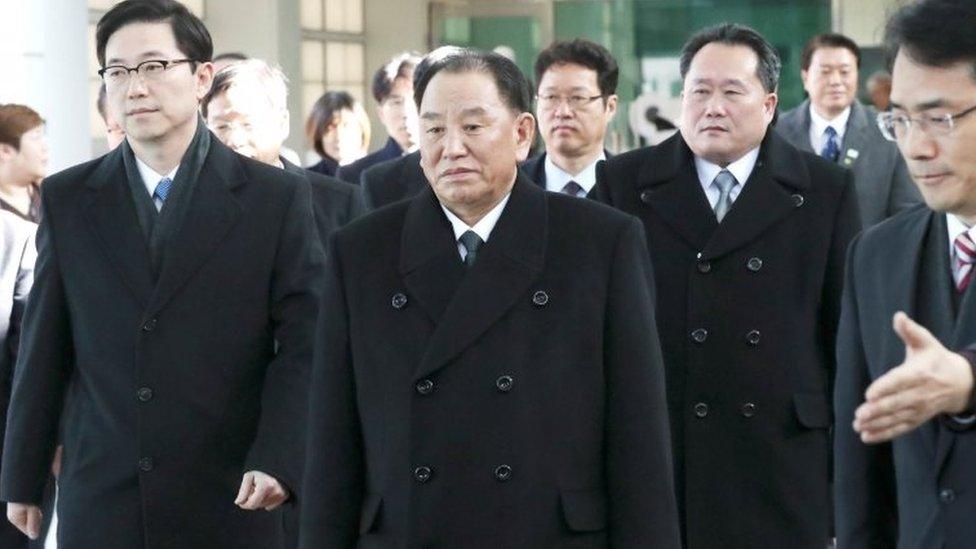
[
  {"left": 0, "top": 143, "right": 17, "bottom": 163},
  {"left": 514, "top": 112, "right": 536, "bottom": 163},
  {"left": 195, "top": 61, "right": 216, "bottom": 101}
]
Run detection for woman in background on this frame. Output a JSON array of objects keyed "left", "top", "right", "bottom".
[{"left": 305, "top": 91, "right": 370, "bottom": 177}]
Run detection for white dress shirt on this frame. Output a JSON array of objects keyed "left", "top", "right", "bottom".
[
  {"left": 543, "top": 151, "right": 606, "bottom": 196},
  {"left": 808, "top": 104, "right": 851, "bottom": 154},
  {"left": 135, "top": 157, "right": 179, "bottom": 211},
  {"left": 441, "top": 193, "right": 511, "bottom": 261},
  {"left": 694, "top": 146, "right": 760, "bottom": 209}
]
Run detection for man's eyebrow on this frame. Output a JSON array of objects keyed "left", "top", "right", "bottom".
[
  {"left": 420, "top": 111, "right": 442, "bottom": 121},
  {"left": 105, "top": 51, "right": 170, "bottom": 65},
  {"left": 890, "top": 99, "right": 950, "bottom": 111}
]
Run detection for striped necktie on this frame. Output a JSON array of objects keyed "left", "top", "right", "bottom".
[
  {"left": 954, "top": 231, "right": 976, "bottom": 292},
  {"left": 153, "top": 177, "right": 173, "bottom": 210}
]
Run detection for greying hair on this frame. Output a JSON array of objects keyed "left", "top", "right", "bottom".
[
  {"left": 679, "top": 23, "right": 781, "bottom": 94},
  {"left": 413, "top": 48, "right": 532, "bottom": 114},
  {"left": 201, "top": 59, "right": 289, "bottom": 118}
]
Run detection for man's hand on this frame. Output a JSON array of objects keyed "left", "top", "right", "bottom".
[
  {"left": 234, "top": 470, "right": 289, "bottom": 511},
  {"left": 854, "top": 311, "right": 974, "bottom": 443},
  {"left": 7, "top": 503, "right": 42, "bottom": 540}
]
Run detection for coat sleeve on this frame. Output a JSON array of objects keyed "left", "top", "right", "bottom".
[
  {"left": 604, "top": 217, "right": 681, "bottom": 548},
  {"left": 0, "top": 196, "right": 71, "bottom": 505},
  {"left": 887, "top": 152, "right": 922, "bottom": 217},
  {"left": 833, "top": 232, "right": 898, "bottom": 547},
  {"left": 299, "top": 231, "right": 363, "bottom": 549},
  {"left": 820, "top": 170, "right": 862, "bottom": 395},
  {"left": 243, "top": 179, "right": 324, "bottom": 498}
]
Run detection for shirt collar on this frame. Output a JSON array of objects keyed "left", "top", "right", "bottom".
[
  {"left": 694, "top": 146, "right": 760, "bottom": 190},
  {"left": 809, "top": 103, "right": 851, "bottom": 141},
  {"left": 134, "top": 156, "right": 179, "bottom": 196},
  {"left": 440, "top": 192, "right": 512, "bottom": 245},
  {"left": 947, "top": 213, "right": 976, "bottom": 257},
  {"left": 543, "top": 151, "right": 606, "bottom": 194}
]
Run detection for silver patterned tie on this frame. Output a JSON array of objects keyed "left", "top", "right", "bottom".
[{"left": 712, "top": 170, "right": 737, "bottom": 222}]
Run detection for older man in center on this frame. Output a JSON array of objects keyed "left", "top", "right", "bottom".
[{"left": 299, "top": 48, "right": 680, "bottom": 548}]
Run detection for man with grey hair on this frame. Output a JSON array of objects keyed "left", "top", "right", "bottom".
[
  {"left": 203, "top": 59, "right": 363, "bottom": 250},
  {"left": 597, "top": 23, "right": 860, "bottom": 548}
]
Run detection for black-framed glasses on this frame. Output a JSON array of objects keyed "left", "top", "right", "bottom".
[
  {"left": 98, "top": 59, "right": 196, "bottom": 86},
  {"left": 877, "top": 103, "right": 976, "bottom": 141},
  {"left": 536, "top": 93, "right": 604, "bottom": 110}
]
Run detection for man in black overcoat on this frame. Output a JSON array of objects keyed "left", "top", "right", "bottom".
[
  {"left": 300, "top": 48, "right": 680, "bottom": 548},
  {"left": 835, "top": 1, "right": 976, "bottom": 547},
  {"left": 1, "top": 2, "right": 321, "bottom": 547},
  {"left": 596, "top": 24, "right": 860, "bottom": 548}
]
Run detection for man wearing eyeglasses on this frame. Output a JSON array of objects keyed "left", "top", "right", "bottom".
[
  {"left": 0, "top": 1, "right": 321, "bottom": 547},
  {"left": 835, "top": 1, "right": 976, "bottom": 546},
  {"left": 523, "top": 38, "right": 617, "bottom": 200}
]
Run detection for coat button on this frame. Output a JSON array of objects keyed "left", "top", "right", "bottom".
[
  {"left": 694, "top": 402, "right": 709, "bottom": 418},
  {"left": 137, "top": 387, "right": 153, "bottom": 402},
  {"left": 413, "top": 466, "right": 433, "bottom": 484},
  {"left": 416, "top": 379, "right": 434, "bottom": 395},
  {"left": 746, "top": 257, "right": 763, "bottom": 272},
  {"left": 640, "top": 189, "right": 653, "bottom": 204},
  {"left": 940, "top": 488, "right": 956, "bottom": 503},
  {"left": 494, "top": 464, "right": 513, "bottom": 482},
  {"left": 391, "top": 293, "right": 408, "bottom": 309},
  {"left": 746, "top": 330, "right": 761, "bottom": 346},
  {"left": 138, "top": 457, "right": 154, "bottom": 472},
  {"left": 495, "top": 375, "right": 514, "bottom": 393},
  {"left": 141, "top": 318, "right": 157, "bottom": 332},
  {"left": 691, "top": 328, "right": 708, "bottom": 344},
  {"left": 741, "top": 402, "right": 757, "bottom": 418},
  {"left": 792, "top": 194, "right": 805, "bottom": 208},
  {"left": 697, "top": 260, "right": 712, "bottom": 274},
  {"left": 532, "top": 290, "right": 549, "bottom": 307}
]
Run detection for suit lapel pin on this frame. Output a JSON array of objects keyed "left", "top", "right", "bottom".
[{"left": 843, "top": 148, "right": 859, "bottom": 167}]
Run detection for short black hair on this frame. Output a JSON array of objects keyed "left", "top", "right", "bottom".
[
  {"left": 534, "top": 39, "right": 619, "bottom": 96},
  {"left": 800, "top": 33, "right": 861, "bottom": 71},
  {"left": 884, "top": 0, "right": 976, "bottom": 81},
  {"left": 680, "top": 23, "right": 781, "bottom": 94},
  {"left": 96, "top": 0, "right": 213, "bottom": 68},
  {"left": 371, "top": 52, "right": 421, "bottom": 104},
  {"left": 413, "top": 48, "right": 532, "bottom": 114}
]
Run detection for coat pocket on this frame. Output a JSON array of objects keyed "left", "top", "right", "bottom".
[
  {"left": 560, "top": 488, "right": 607, "bottom": 533},
  {"left": 359, "top": 493, "right": 383, "bottom": 534},
  {"left": 793, "top": 392, "right": 831, "bottom": 429}
]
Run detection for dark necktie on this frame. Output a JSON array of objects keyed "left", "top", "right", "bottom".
[
  {"left": 561, "top": 180, "right": 585, "bottom": 197},
  {"left": 820, "top": 126, "right": 840, "bottom": 162},
  {"left": 458, "top": 230, "right": 483, "bottom": 269}
]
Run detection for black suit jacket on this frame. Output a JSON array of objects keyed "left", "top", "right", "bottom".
[
  {"left": 0, "top": 136, "right": 322, "bottom": 549},
  {"left": 596, "top": 131, "right": 861, "bottom": 548},
  {"left": 519, "top": 151, "right": 612, "bottom": 201},
  {"left": 335, "top": 137, "right": 403, "bottom": 185},
  {"left": 835, "top": 206, "right": 976, "bottom": 548},
  {"left": 300, "top": 175, "right": 681, "bottom": 548},
  {"left": 282, "top": 158, "right": 364, "bottom": 248}
]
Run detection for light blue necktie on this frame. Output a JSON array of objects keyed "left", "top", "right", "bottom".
[
  {"left": 712, "top": 170, "right": 737, "bottom": 222},
  {"left": 153, "top": 177, "right": 173, "bottom": 209}
]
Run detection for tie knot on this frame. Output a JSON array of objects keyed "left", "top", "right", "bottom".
[
  {"left": 154, "top": 177, "right": 174, "bottom": 203},
  {"left": 561, "top": 180, "right": 585, "bottom": 197},
  {"left": 459, "top": 230, "right": 483, "bottom": 255},
  {"left": 955, "top": 231, "right": 976, "bottom": 265},
  {"left": 824, "top": 126, "right": 837, "bottom": 138},
  {"left": 712, "top": 170, "right": 737, "bottom": 193}
]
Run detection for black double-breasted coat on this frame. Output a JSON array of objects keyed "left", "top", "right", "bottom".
[
  {"left": 300, "top": 175, "right": 681, "bottom": 548},
  {"left": 596, "top": 131, "right": 861, "bottom": 548},
  {"left": 0, "top": 136, "right": 322, "bottom": 548}
]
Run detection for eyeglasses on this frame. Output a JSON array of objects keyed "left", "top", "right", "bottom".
[
  {"left": 98, "top": 59, "right": 196, "bottom": 86},
  {"left": 877, "top": 103, "right": 976, "bottom": 141},
  {"left": 536, "top": 93, "right": 604, "bottom": 110}
]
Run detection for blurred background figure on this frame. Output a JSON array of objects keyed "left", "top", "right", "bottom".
[
  {"left": 334, "top": 51, "right": 421, "bottom": 184},
  {"left": 304, "top": 91, "right": 370, "bottom": 177},
  {"left": 0, "top": 105, "right": 47, "bottom": 224},
  {"left": 96, "top": 84, "right": 125, "bottom": 150},
  {"left": 213, "top": 51, "right": 248, "bottom": 73},
  {"left": 866, "top": 70, "right": 892, "bottom": 111}
]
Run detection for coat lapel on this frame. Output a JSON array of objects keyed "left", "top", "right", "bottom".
[
  {"left": 82, "top": 147, "right": 155, "bottom": 306},
  {"left": 637, "top": 134, "right": 717, "bottom": 252},
  {"left": 841, "top": 101, "right": 871, "bottom": 169},
  {"left": 146, "top": 140, "right": 244, "bottom": 314},
  {"left": 409, "top": 176, "right": 546, "bottom": 381},
  {"left": 702, "top": 134, "right": 809, "bottom": 260},
  {"left": 781, "top": 100, "right": 816, "bottom": 154}
]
